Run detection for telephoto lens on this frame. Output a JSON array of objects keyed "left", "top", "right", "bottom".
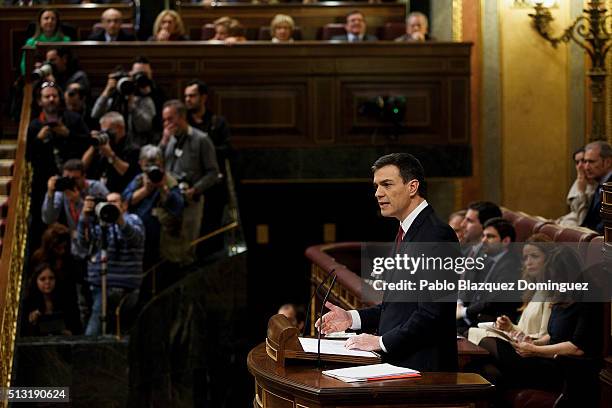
[
  {"left": 95, "top": 202, "right": 121, "bottom": 225},
  {"left": 91, "top": 132, "right": 111, "bottom": 147},
  {"left": 117, "top": 77, "right": 136, "bottom": 95},
  {"left": 145, "top": 166, "right": 164, "bottom": 184},
  {"left": 32, "top": 62, "right": 54, "bottom": 81}
]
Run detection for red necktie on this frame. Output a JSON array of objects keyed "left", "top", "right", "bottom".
[{"left": 395, "top": 225, "right": 405, "bottom": 252}]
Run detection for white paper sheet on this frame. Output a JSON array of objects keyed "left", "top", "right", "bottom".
[{"left": 298, "top": 337, "right": 378, "bottom": 358}]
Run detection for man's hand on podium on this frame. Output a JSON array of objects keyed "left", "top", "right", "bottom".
[
  {"left": 345, "top": 334, "right": 382, "bottom": 352},
  {"left": 315, "top": 302, "right": 352, "bottom": 334}
]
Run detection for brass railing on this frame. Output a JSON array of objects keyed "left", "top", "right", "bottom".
[{"left": 0, "top": 83, "right": 32, "bottom": 405}]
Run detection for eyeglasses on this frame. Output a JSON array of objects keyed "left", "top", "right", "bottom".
[{"left": 40, "top": 81, "right": 57, "bottom": 90}]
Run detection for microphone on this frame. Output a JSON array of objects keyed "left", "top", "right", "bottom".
[
  {"left": 317, "top": 273, "right": 337, "bottom": 367},
  {"left": 302, "top": 268, "right": 336, "bottom": 337}
]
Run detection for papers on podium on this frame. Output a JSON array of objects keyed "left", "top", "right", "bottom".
[
  {"left": 298, "top": 337, "right": 378, "bottom": 358},
  {"left": 323, "top": 363, "right": 421, "bottom": 383}
]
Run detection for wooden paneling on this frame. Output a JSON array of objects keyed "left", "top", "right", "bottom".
[
  {"left": 28, "top": 42, "right": 471, "bottom": 149},
  {"left": 178, "top": 3, "right": 406, "bottom": 41}
]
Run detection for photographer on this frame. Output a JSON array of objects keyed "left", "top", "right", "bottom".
[
  {"left": 82, "top": 111, "right": 140, "bottom": 193},
  {"left": 76, "top": 193, "right": 144, "bottom": 336},
  {"left": 42, "top": 159, "right": 109, "bottom": 259},
  {"left": 43, "top": 47, "right": 90, "bottom": 98},
  {"left": 27, "top": 81, "right": 90, "bottom": 247},
  {"left": 91, "top": 60, "right": 156, "bottom": 147},
  {"left": 122, "top": 145, "right": 188, "bottom": 268},
  {"left": 160, "top": 100, "right": 220, "bottom": 251}
]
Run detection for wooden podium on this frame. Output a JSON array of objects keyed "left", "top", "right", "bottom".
[
  {"left": 248, "top": 342, "right": 494, "bottom": 408},
  {"left": 250, "top": 315, "right": 494, "bottom": 407}
]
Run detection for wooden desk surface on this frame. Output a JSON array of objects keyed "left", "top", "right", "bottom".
[{"left": 248, "top": 343, "right": 493, "bottom": 406}]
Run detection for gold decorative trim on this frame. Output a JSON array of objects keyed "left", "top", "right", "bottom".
[
  {"left": 452, "top": 0, "right": 464, "bottom": 42},
  {"left": 607, "top": 0, "right": 612, "bottom": 143}
]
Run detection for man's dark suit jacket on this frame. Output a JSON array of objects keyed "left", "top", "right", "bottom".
[
  {"left": 87, "top": 29, "right": 136, "bottom": 42},
  {"left": 330, "top": 34, "right": 378, "bottom": 42},
  {"left": 463, "top": 250, "right": 522, "bottom": 324},
  {"left": 358, "top": 204, "right": 459, "bottom": 371},
  {"left": 582, "top": 171, "right": 612, "bottom": 233}
]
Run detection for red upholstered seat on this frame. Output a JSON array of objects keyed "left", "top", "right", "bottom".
[
  {"left": 502, "top": 208, "right": 522, "bottom": 227},
  {"left": 321, "top": 23, "right": 346, "bottom": 40},
  {"left": 514, "top": 215, "right": 551, "bottom": 242},
  {"left": 538, "top": 223, "right": 563, "bottom": 241},
  {"left": 584, "top": 235, "right": 604, "bottom": 267},
  {"left": 378, "top": 22, "right": 406, "bottom": 40},
  {"left": 201, "top": 24, "right": 216, "bottom": 41}
]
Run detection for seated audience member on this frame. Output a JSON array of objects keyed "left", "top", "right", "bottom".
[
  {"left": 159, "top": 100, "right": 220, "bottom": 253},
  {"left": 91, "top": 59, "right": 158, "bottom": 146},
  {"left": 225, "top": 19, "right": 247, "bottom": 44},
  {"left": 44, "top": 47, "right": 90, "bottom": 97},
  {"left": 21, "top": 263, "right": 82, "bottom": 336},
  {"left": 456, "top": 217, "right": 522, "bottom": 336},
  {"left": 460, "top": 201, "right": 503, "bottom": 256},
  {"left": 76, "top": 193, "right": 144, "bottom": 336},
  {"left": 581, "top": 140, "right": 612, "bottom": 233},
  {"left": 331, "top": 10, "right": 377, "bottom": 42},
  {"left": 122, "top": 145, "right": 186, "bottom": 268},
  {"left": 64, "top": 82, "right": 96, "bottom": 130},
  {"left": 210, "top": 16, "right": 232, "bottom": 41},
  {"left": 82, "top": 111, "right": 140, "bottom": 193},
  {"left": 557, "top": 147, "right": 596, "bottom": 226},
  {"left": 468, "top": 233, "right": 553, "bottom": 345},
  {"left": 395, "top": 12, "right": 432, "bottom": 42},
  {"left": 448, "top": 209, "right": 466, "bottom": 243},
  {"left": 278, "top": 303, "right": 305, "bottom": 332},
  {"left": 21, "top": 8, "right": 70, "bottom": 76},
  {"left": 476, "top": 246, "right": 600, "bottom": 397},
  {"left": 270, "top": 14, "right": 295, "bottom": 43},
  {"left": 88, "top": 8, "right": 136, "bottom": 42},
  {"left": 42, "top": 159, "right": 109, "bottom": 259},
  {"left": 27, "top": 82, "right": 90, "bottom": 243},
  {"left": 149, "top": 9, "right": 188, "bottom": 41}
]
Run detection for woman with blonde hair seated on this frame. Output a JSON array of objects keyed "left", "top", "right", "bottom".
[
  {"left": 149, "top": 10, "right": 188, "bottom": 41},
  {"left": 270, "top": 14, "right": 295, "bottom": 43},
  {"left": 468, "top": 233, "right": 554, "bottom": 345}
]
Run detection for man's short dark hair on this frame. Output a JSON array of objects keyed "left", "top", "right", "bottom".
[
  {"left": 186, "top": 79, "right": 208, "bottom": 96},
  {"left": 163, "top": 99, "right": 187, "bottom": 118},
  {"left": 467, "top": 201, "right": 502, "bottom": 225},
  {"left": 63, "top": 158, "right": 84, "bottom": 173},
  {"left": 346, "top": 10, "right": 364, "bottom": 21},
  {"left": 132, "top": 56, "right": 150, "bottom": 65},
  {"left": 483, "top": 217, "right": 515, "bottom": 242},
  {"left": 372, "top": 153, "right": 427, "bottom": 198}
]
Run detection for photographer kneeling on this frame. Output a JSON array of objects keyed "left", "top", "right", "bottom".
[
  {"left": 76, "top": 193, "right": 144, "bottom": 336},
  {"left": 82, "top": 111, "right": 140, "bottom": 193}
]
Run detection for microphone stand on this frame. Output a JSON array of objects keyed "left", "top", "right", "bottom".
[
  {"left": 317, "top": 274, "right": 337, "bottom": 368},
  {"left": 99, "top": 224, "right": 109, "bottom": 336},
  {"left": 302, "top": 268, "right": 336, "bottom": 337}
]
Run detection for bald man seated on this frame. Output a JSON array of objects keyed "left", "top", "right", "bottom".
[{"left": 88, "top": 8, "right": 135, "bottom": 42}]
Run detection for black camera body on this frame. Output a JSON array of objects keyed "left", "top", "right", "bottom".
[
  {"left": 55, "top": 176, "right": 76, "bottom": 192},
  {"left": 110, "top": 70, "right": 153, "bottom": 96},
  {"left": 90, "top": 130, "right": 114, "bottom": 147},
  {"left": 32, "top": 61, "right": 55, "bottom": 81},
  {"left": 87, "top": 197, "right": 121, "bottom": 225},
  {"left": 145, "top": 165, "right": 164, "bottom": 184}
]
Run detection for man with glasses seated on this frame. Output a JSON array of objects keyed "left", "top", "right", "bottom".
[{"left": 88, "top": 8, "right": 136, "bottom": 42}]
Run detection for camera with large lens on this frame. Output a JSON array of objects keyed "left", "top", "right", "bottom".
[
  {"left": 145, "top": 165, "right": 164, "bottom": 184},
  {"left": 54, "top": 176, "right": 76, "bottom": 192},
  {"left": 32, "top": 61, "right": 55, "bottom": 81},
  {"left": 133, "top": 71, "right": 152, "bottom": 89},
  {"left": 87, "top": 197, "right": 120, "bottom": 225},
  {"left": 110, "top": 71, "right": 135, "bottom": 95},
  {"left": 90, "top": 130, "right": 112, "bottom": 147},
  {"left": 95, "top": 201, "right": 121, "bottom": 225}
]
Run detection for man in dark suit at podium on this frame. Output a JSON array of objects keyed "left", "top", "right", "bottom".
[{"left": 316, "top": 153, "right": 458, "bottom": 371}]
